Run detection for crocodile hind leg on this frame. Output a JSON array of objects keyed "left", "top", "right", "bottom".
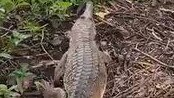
[
  {"left": 41, "top": 80, "right": 66, "bottom": 98},
  {"left": 92, "top": 62, "right": 107, "bottom": 98},
  {"left": 54, "top": 52, "right": 68, "bottom": 85},
  {"left": 91, "top": 52, "right": 108, "bottom": 98},
  {"left": 96, "top": 51, "right": 110, "bottom": 98},
  {"left": 99, "top": 51, "right": 111, "bottom": 64}
]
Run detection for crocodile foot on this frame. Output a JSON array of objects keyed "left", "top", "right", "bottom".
[{"left": 36, "top": 80, "right": 66, "bottom": 98}]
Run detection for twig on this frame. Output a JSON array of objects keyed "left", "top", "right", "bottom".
[
  {"left": 96, "top": 17, "right": 115, "bottom": 27},
  {"left": 13, "top": 53, "right": 47, "bottom": 59},
  {"left": 113, "top": 13, "right": 174, "bottom": 31},
  {"left": 165, "top": 39, "right": 170, "bottom": 50},
  {"left": 163, "top": 88, "right": 174, "bottom": 97},
  {"left": 1, "top": 24, "right": 48, "bottom": 37},
  {"left": 133, "top": 48, "right": 174, "bottom": 68},
  {"left": 114, "top": 82, "right": 140, "bottom": 98},
  {"left": 109, "top": 1, "right": 119, "bottom": 11},
  {"left": 0, "top": 26, "right": 14, "bottom": 32},
  {"left": 23, "top": 91, "right": 41, "bottom": 96},
  {"left": 159, "top": 8, "right": 174, "bottom": 13},
  {"left": 31, "top": 60, "right": 60, "bottom": 69},
  {"left": 136, "top": 16, "right": 174, "bottom": 31},
  {"left": 40, "top": 29, "right": 54, "bottom": 60},
  {"left": 146, "top": 27, "right": 162, "bottom": 41},
  {"left": 0, "top": 26, "right": 15, "bottom": 37}
]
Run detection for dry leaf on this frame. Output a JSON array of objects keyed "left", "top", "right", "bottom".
[{"left": 95, "top": 10, "right": 110, "bottom": 19}]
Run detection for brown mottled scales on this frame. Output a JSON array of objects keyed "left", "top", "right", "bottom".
[{"left": 54, "top": 1, "right": 108, "bottom": 98}]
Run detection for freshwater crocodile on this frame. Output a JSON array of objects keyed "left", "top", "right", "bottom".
[{"left": 54, "top": 1, "right": 109, "bottom": 98}]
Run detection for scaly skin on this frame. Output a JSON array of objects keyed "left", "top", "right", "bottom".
[{"left": 54, "top": 1, "right": 108, "bottom": 98}]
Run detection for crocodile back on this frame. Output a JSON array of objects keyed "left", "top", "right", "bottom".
[
  {"left": 64, "top": 41, "right": 107, "bottom": 98},
  {"left": 63, "top": 1, "right": 107, "bottom": 98}
]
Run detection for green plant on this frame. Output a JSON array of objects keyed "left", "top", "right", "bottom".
[
  {"left": 9, "top": 31, "right": 31, "bottom": 46},
  {"left": 0, "top": 52, "right": 13, "bottom": 63},
  {"left": 0, "top": 84, "right": 19, "bottom": 98},
  {"left": 0, "top": 0, "right": 111, "bottom": 63},
  {"left": 0, "top": 7, "right": 5, "bottom": 24},
  {"left": 23, "top": 21, "right": 42, "bottom": 33},
  {"left": 50, "top": 1, "right": 72, "bottom": 20},
  {"left": 0, "top": 31, "right": 31, "bottom": 59},
  {"left": 0, "top": 0, "right": 30, "bottom": 13},
  {"left": 9, "top": 63, "right": 32, "bottom": 94}
]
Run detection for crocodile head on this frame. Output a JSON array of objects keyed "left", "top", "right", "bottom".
[
  {"left": 80, "top": 1, "right": 93, "bottom": 19},
  {"left": 69, "top": 1, "right": 96, "bottom": 42}
]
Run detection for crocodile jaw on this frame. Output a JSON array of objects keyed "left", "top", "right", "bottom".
[{"left": 81, "top": 1, "right": 93, "bottom": 19}]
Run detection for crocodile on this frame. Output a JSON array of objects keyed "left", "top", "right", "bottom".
[{"left": 54, "top": 1, "right": 109, "bottom": 98}]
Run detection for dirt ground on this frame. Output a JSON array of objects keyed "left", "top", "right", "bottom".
[
  {"left": 100, "top": 0, "right": 174, "bottom": 98},
  {"left": 0, "top": 0, "right": 174, "bottom": 98}
]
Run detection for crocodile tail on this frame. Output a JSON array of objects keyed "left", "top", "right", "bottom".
[{"left": 80, "top": 1, "right": 93, "bottom": 19}]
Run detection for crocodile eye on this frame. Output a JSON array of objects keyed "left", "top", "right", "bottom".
[
  {"left": 80, "top": 16, "right": 86, "bottom": 19},
  {"left": 89, "top": 17, "right": 92, "bottom": 21}
]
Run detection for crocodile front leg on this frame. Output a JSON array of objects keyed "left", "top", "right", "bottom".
[{"left": 54, "top": 52, "right": 68, "bottom": 84}]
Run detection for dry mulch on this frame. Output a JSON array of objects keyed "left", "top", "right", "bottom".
[{"left": 96, "top": 0, "right": 174, "bottom": 98}]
